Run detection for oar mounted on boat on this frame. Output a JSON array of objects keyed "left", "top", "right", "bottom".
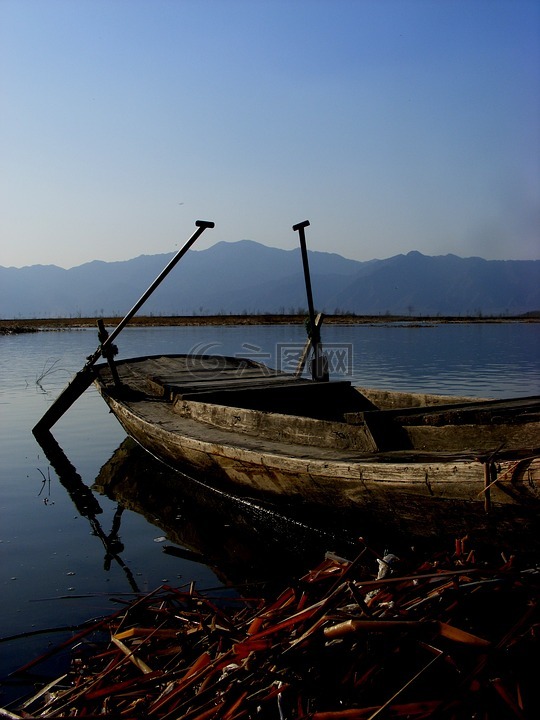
[
  {"left": 32, "top": 220, "right": 215, "bottom": 435},
  {"left": 293, "top": 220, "right": 329, "bottom": 382}
]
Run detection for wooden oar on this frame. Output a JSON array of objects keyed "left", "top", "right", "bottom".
[
  {"left": 33, "top": 220, "right": 215, "bottom": 434},
  {"left": 292, "top": 220, "right": 328, "bottom": 381}
]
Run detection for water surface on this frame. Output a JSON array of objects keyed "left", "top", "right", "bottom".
[{"left": 1, "top": 322, "right": 538, "bottom": 694}]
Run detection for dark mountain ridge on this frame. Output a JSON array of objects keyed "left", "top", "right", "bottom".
[{"left": 1, "top": 241, "right": 538, "bottom": 318}]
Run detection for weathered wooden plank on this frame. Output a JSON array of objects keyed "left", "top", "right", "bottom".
[
  {"left": 174, "top": 398, "right": 379, "bottom": 452},
  {"left": 153, "top": 366, "right": 282, "bottom": 382},
  {"left": 356, "top": 387, "right": 480, "bottom": 410},
  {"left": 404, "top": 423, "right": 540, "bottom": 452},
  {"left": 178, "top": 379, "right": 351, "bottom": 400},
  {"left": 110, "top": 354, "right": 301, "bottom": 396},
  {"left": 159, "top": 375, "right": 304, "bottom": 394},
  {"left": 367, "top": 395, "right": 540, "bottom": 426}
]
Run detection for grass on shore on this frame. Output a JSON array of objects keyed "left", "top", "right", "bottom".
[{"left": 1, "top": 312, "right": 539, "bottom": 335}]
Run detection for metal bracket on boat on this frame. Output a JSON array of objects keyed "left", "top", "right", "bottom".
[
  {"left": 295, "top": 312, "right": 324, "bottom": 377},
  {"left": 479, "top": 443, "right": 505, "bottom": 513},
  {"left": 97, "top": 319, "right": 121, "bottom": 389}
]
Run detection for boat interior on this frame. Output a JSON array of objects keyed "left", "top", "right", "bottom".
[{"left": 95, "top": 354, "right": 540, "bottom": 455}]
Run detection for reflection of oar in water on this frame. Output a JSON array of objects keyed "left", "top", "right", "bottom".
[
  {"left": 34, "top": 428, "right": 140, "bottom": 592},
  {"left": 33, "top": 220, "right": 215, "bottom": 435}
]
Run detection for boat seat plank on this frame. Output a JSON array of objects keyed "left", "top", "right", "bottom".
[
  {"left": 108, "top": 355, "right": 287, "bottom": 396},
  {"left": 152, "top": 365, "right": 285, "bottom": 381},
  {"left": 366, "top": 395, "right": 540, "bottom": 427},
  {"left": 155, "top": 372, "right": 297, "bottom": 389},
  {"left": 162, "top": 377, "right": 326, "bottom": 398}
]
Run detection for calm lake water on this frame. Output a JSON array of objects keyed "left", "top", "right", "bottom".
[{"left": 1, "top": 322, "right": 539, "bottom": 698}]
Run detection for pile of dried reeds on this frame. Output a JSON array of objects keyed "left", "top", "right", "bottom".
[{"left": 6, "top": 539, "right": 539, "bottom": 719}]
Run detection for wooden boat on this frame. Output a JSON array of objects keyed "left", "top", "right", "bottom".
[
  {"left": 32, "top": 220, "right": 540, "bottom": 553},
  {"left": 92, "top": 352, "right": 540, "bottom": 553}
]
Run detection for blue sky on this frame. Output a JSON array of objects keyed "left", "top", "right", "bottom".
[{"left": 1, "top": 0, "right": 539, "bottom": 268}]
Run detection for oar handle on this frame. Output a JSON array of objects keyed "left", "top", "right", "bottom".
[{"left": 88, "top": 220, "right": 215, "bottom": 364}]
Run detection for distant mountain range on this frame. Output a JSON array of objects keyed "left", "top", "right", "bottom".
[{"left": 1, "top": 240, "right": 539, "bottom": 318}]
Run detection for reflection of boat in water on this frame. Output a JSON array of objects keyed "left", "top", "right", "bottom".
[
  {"left": 93, "top": 438, "right": 363, "bottom": 590},
  {"left": 34, "top": 431, "right": 363, "bottom": 593}
]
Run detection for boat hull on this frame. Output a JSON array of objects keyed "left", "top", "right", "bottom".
[{"left": 95, "top": 379, "right": 540, "bottom": 554}]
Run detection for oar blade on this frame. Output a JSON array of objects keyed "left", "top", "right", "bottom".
[{"left": 32, "top": 365, "right": 95, "bottom": 435}]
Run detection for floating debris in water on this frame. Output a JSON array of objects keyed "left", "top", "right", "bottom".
[{"left": 5, "top": 538, "right": 540, "bottom": 718}]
